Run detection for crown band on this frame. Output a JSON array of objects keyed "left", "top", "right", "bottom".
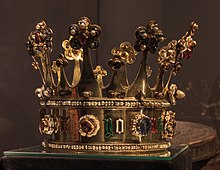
[{"left": 40, "top": 98, "right": 171, "bottom": 109}]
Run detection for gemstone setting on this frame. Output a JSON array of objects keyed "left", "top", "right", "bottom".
[
  {"left": 116, "top": 118, "right": 124, "bottom": 134},
  {"left": 78, "top": 114, "right": 100, "bottom": 137},
  {"left": 131, "top": 113, "right": 152, "bottom": 141},
  {"left": 104, "top": 117, "right": 113, "bottom": 138},
  {"left": 139, "top": 117, "right": 152, "bottom": 135}
]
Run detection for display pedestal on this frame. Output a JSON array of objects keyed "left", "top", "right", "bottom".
[
  {"left": 172, "top": 121, "right": 217, "bottom": 162},
  {"left": 1, "top": 145, "right": 191, "bottom": 170}
]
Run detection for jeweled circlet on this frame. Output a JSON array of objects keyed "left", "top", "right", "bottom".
[{"left": 26, "top": 17, "right": 198, "bottom": 153}]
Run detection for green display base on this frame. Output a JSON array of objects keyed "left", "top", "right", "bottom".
[
  {"left": 4, "top": 145, "right": 188, "bottom": 161},
  {"left": 2, "top": 145, "right": 192, "bottom": 170}
]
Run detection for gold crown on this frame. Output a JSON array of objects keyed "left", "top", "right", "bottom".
[{"left": 26, "top": 17, "right": 198, "bottom": 154}]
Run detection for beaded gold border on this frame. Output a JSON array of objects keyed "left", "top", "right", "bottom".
[
  {"left": 45, "top": 142, "right": 171, "bottom": 152},
  {"left": 40, "top": 98, "right": 170, "bottom": 109}
]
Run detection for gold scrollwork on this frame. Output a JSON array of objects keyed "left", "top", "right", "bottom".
[
  {"left": 39, "top": 115, "right": 59, "bottom": 135},
  {"left": 161, "top": 110, "right": 176, "bottom": 139}
]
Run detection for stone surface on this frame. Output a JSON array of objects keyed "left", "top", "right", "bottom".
[{"left": 172, "top": 121, "right": 217, "bottom": 162}]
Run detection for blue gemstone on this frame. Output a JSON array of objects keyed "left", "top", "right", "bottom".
[{"left": 138, "top": 117, "right": 152, "bottom": 135}]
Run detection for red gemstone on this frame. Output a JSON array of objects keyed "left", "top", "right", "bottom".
[
  {"left": 35, "top": 32, "right": 43, "bottom": 44},
  {"left": 78, "top": 32, "right": 88, "bottom": 45},
  {"left": 183, "top": 49, "right": 193, "bottom": 59},
  {"left": 151, "top": 118, "right": 157, "bottom": 133},
  {"left": 81, "top": 120, "right": 92, "bottom": 133}
]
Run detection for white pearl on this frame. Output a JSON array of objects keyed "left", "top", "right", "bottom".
[
  {"left": 176, "top": 90, "right": 185, "bottom": 99},
  {"left": 91, "top": 30, "right": 96, "bottom": 36},
  {"left": 70, "top": 29, "right": 76, "bottom": 35},
  {"left": 140, "top": 44, "right": 146, "bottom": 51}
]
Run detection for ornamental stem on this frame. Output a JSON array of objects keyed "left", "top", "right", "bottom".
[
  {"left": 77, "top": 47, "right": 102, "bottom": 97},
  {"left": 153, "top": 68, "right": 164, "bottom": 93},
  {"left": 72, "top": 60, "right": 81, "bottom": 87},
  {"left": 127, "top": 50, "right": 152, "bottom": 98}
]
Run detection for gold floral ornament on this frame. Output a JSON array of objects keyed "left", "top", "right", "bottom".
[
  {"left": 158, "top": 40, "right": 177, "bottom": 72},
  {"left": 27, "top": 21, "right": 53, "bottom": 57},
  {"left": 127, "top": 21, "right": 165, "bottom": 99},
  {"left": 62, "top": 40, "right": 83, "bottom": 61},
  {"left": 158, "top": 22, "right": 198, "bottom": 75},
  {"left": 155, "top": 22, "right": 198, "bottom": 100},
  {"left": 68, "top": 17, "right": 101, "bottom": 50},
  {"left": 106, "top": 42, "right": 137, "bottom": 98},
  {"left": 117, "top": 42, "right": 138, "bottom": 65},
  {"left": 63, "top": 17, "right": 101, "bottom": 89},
  {"left": 93, "top": 66, "right": 107, "bottom": 87},
  {"left": 78, "top": 114, "right": 100, "bottom": 137},
  {"left": 39, "top": 115, "right": 59, "bottom": 135},
  {"left": 26, "top": 20, "right": 53, "bottom": 87},
  {"left": 108, "top": 42, "right": 138, "bottom": 70},
  {"left": 134, "top": 20, "right": 165, "bottom": 53},
  {"left": 178, "top": 22, "right": 198, "bottom": 59}
]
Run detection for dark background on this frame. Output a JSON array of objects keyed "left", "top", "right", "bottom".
[{"left": 0, "top": 0, "right": 219, "bottom": 154}]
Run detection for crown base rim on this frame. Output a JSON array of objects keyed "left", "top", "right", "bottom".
[
  {"left": 43, "top": 141, "right": 171, "bottom": 153},
  {"left": 40, "top": 98, "right": 171, "bottom": 109}
]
